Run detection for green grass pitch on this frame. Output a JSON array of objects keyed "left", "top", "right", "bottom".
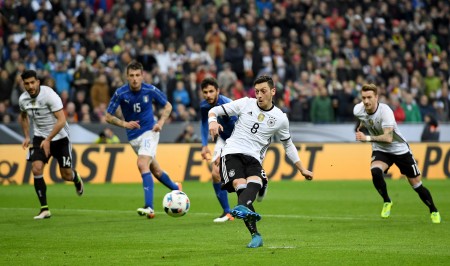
[{"left": 0, "top": 180, "right": 449, "bottom": 265}]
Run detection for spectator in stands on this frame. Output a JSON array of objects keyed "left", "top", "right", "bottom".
[
  {"left": 172, "top": 80, "right": 190, "bottom": 114},
  {"left": 185, "top": 72, "right": 201, "bottom": 113},
  {"left": 333, "top": 81, "right": 357, "bottom": 122},
  {"left": 51, "top": 61, "right": 72, "bottom": 95},
  {"left": 95, "top": 131, "right": 108, "bottom": 144},
  {"left": 126, "top": 1, "right": 147, "bottom": 31},
  {"left": 65, "top": 102, "right": 78, "bottom": 123},
  {"left": 272, "top": 41, "right": 287, "bottom": 82},
  {"left": 182, "top": 12, "right": 205, "bottom": 46},
  {"left": 242, "top": 40, "right": 262, "bottom": 90},
  {"left": 421, "top": 114, "right": 440, "bottom": 142},
  {"left": 175, "top": 123, "right": 200, "bottom": 143},
  {"left": 0, "top": 102, "right": 13, "bottom": 123},
  {"left": 0, "top": 70, "right": 13, "bottom": 105},
  {"left": 4, "top": 50, "right": 22, "bottom": 77},
  {"left": 43, "top": 53, "right": 57, "bottom": 72},
  {"left": 55, "top": 40, "right": 72, "bottom": 64},
  {"left": 172, "top": 103, "right": 196, "bottom": 122},
  {"left": 230, "top": 80, "right": 246, "bottom": 100},
  {"left": 401, "top": 92, "right": 422, "bottom": 123},
  {"left": 424, "top": 67, "right": 442, "bottom": 98},
  {"left": 137, "top": 44, "right": 157, "bottom": 73},
  {"left": 93, "top": 103, "right": 108, "bottom": 124},
  {"left": 217, "top": 62, "right": 237, "bottom": 93},
  {"left": 310, "top": 86, "right": 334, "bottom": 123},
  {"left": 389, "top": 95, "right": 406, "bottom": 124},
  {"left": 73, "top": 60, "right": 95, "bottom": 96},
  {"left": 433, "top": 100, "right": 447, "bottom": 123},
  {"left": 90, "top": 74, "right": 110, "bottom": 109},
  {"left": 107, "top": 126, "right": 120, "bottom": 142},
  {"left": 436, "top": 82, "right": 450, "bottom": 122},
  {"left": 258, "top": 41, "right": 273, "bottom": 77},
  {"left": 79, "top": 103, "right": 97, "bottom": 123},
  {"left": 42, "top": 76, "right": 55, "bottom": 88},
  {"left": 205, "top": 22, "right": 227, "bottom": 67},
  {"left": 59, "top": 90, "right": 69, "bottom": 108},
  {"left": 9, "top": 68, "right": 26, "bottom": 114},
  {"left": 189, "top": 43, "right": 214, "bottom": 69},
  {"left": 95, "top": 127, "right": 120, "bottom": 144},
  {"left": 289, "top": 90, "right": 309, "bottom": 122},
  {"left": 224, "top": 38, "right": 244, "bottom": 80},
  {"left": 418, "top": 94, "right": 437, "bottom": 120}
]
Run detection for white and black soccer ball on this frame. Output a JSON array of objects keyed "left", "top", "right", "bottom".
[{"left": 162, "top": 190, "right": 190, "bottom": 217}]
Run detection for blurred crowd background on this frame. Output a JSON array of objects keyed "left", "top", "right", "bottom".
[{"left": 0, "top": 0, "right": 449, "bottom": 130}]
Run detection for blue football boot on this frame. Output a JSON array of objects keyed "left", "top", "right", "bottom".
[{"left": 247, "top": 233, "right": 263, "bottom": 248}]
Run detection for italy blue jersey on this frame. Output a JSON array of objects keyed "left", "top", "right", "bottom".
[
  {"left": 107, "top": 83, "right": 168, "bottom": 141},
  {"left": 200, "top": 95, "right": 237, "bottom": 146}
]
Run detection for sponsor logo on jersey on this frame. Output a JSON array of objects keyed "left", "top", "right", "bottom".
[
  {"left": 124, "top": 99, "right": 130, "bottom": 104},
  {"left": 258, "top": 113, "right": 265, "bottom": 122}
]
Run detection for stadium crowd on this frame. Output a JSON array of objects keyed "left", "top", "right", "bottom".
[{"left": 0, "top": 0, "right": 449, "bottom": 126}]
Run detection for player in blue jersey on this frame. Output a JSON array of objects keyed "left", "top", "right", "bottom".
[
  {"left": 200, "top": 77, "right": 238, "bottom": 222},
  {"left": 106, "top": 61, "right": 180, "bottom": 219}
]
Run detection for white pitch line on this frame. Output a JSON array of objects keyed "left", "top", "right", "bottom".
[
  {"left": 0, "top": 207, "right": 384, "bottom": 221},
  {"left": 266, "top": 246, "right": 297, "bottom": 249}
]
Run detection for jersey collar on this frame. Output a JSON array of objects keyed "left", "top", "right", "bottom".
[
  {"left": 366, "top": 102, "right": 379, "bottom": 115},
  {"left": 257, "top": 101, "right": 275, "bottom": 112},
  {"left": 30, "top": 86, "right": 41, "bottom": 98}
]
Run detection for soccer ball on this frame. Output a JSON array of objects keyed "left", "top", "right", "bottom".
[{"left": 162, "top": 190, "right": 190, "bottom": 217}]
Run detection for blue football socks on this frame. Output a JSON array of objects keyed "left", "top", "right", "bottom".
[
  {"left": 157, "top": 171, "right": 179, "bottom": 190},
  {"left": 142, "top": 172, "right": 154, "bottom": 209},
  {"left": 213, "top": 182, "right": 231, "bottom": 213}
]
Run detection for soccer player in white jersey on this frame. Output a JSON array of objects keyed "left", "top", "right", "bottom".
[
  {"left": 208, "top": 75, "right": 313, "bottom": 248},
  {"left": 19, "top": 70, "right": 84, "bottom": 220},
  {"left": 106, "top": 61, "right": 180, "bottom": 219},
  {"left": 354, "top": 83, "right": 441, "bottom": 223}
]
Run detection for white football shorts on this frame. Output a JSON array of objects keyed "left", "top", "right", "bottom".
[
  {"left": 212, "top": 137, "right": 226, "bottom": 163},
  {"left": 129, "top": 130, "right": 160, "bottom": 157}
]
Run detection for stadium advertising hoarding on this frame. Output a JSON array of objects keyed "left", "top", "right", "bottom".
[{"left": 1, "top": 143, "right": 449, "bottom": 185}]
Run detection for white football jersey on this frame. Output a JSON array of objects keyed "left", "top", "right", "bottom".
[
  {"left": 19, "top": 85, "right": 69, "bottom": 140},
  {"left": 211, "top": 97, "right": 291, "bottom": 163},
  {"left": 353, "top": 102, "right": 409, "bottom": 155}
]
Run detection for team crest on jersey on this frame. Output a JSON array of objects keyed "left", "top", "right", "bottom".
[
  {"left": 228, "top": 169, "right": 235, "bottom": 177},
  {"left": 143, "top": 96, "right": 149, "bottom": 103},
  {"left": 267, "top": 118, "right": 275, "bottom": 127},
  {"left": 368, "top": 119, "right": 374, "bottom": 126},
  {"left": 258, "top": 113, "right": 265, "bottom": 122}
]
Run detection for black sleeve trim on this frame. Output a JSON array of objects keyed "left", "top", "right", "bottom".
[
  {"left": 280, "top": 136, "right": 291, "bottom": 142},
  {"left": 221, "top": 105, "right": 229, "bottom": 117}
]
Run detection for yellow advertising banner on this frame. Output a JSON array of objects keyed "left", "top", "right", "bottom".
[{"left": 1, "top": 143, "right": 449, "bottom": 185}]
